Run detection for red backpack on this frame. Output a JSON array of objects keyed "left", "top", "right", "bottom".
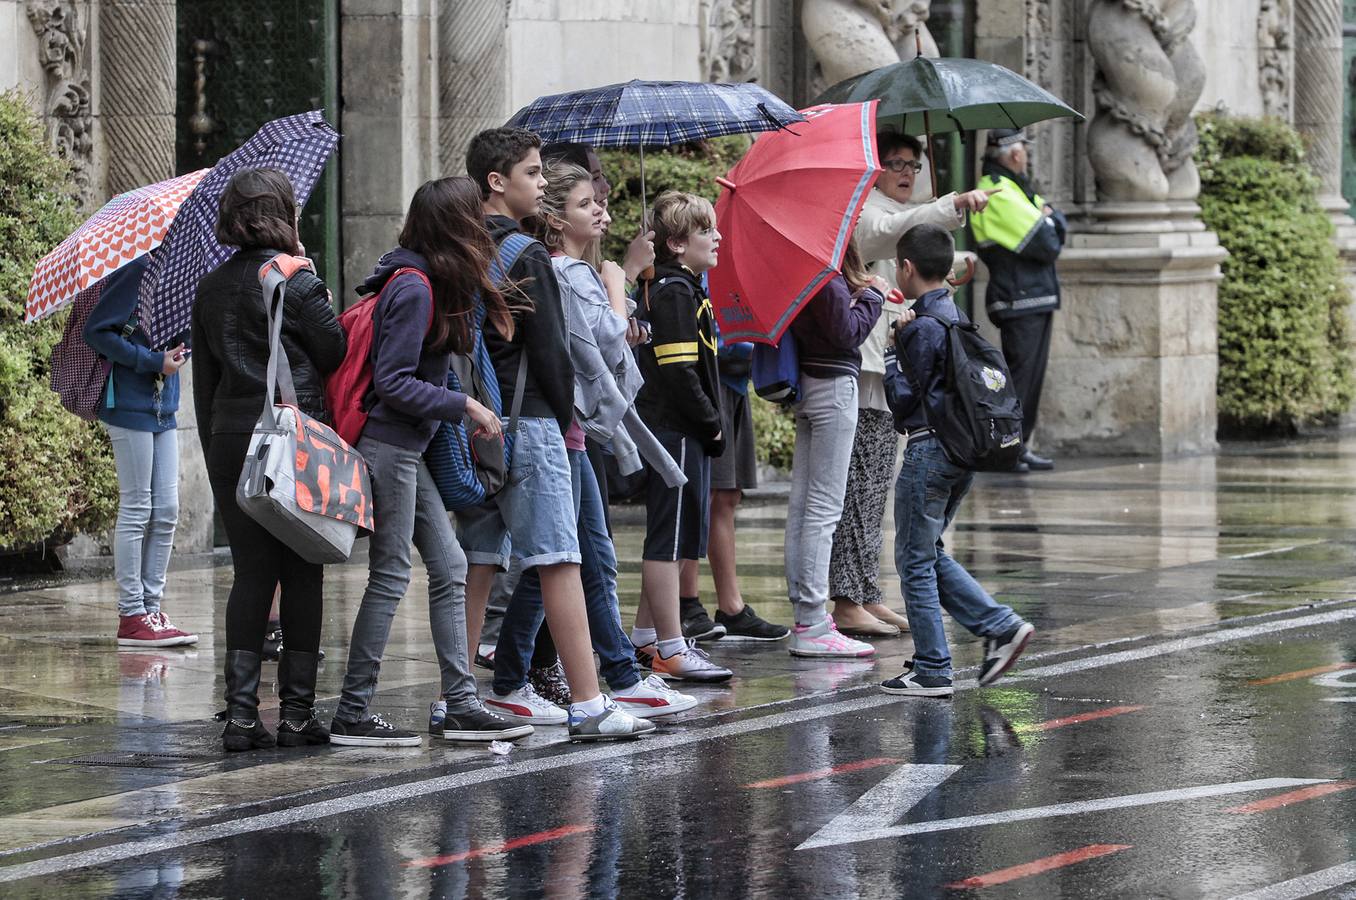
[{"left": 325, "top": 268, "right": 431, "bottom": 446}]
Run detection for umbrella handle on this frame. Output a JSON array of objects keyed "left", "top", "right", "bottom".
[{"left": 716, "top": 176, "right": 737, "bottom": 191}]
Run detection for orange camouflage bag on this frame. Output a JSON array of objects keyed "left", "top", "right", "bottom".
[{"left": 236, "top": 254, "right": 374, "bottom": 563}]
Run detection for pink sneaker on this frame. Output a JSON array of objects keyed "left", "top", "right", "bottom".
[
  {"left": 117, "top": 613, "right": 188, "bottom": 648},
  {"left": 789, "top": 616, "right": 876, "bottom": 658},
  {"left": 150, "top": 612, "right": 199, "bottom": 646}
]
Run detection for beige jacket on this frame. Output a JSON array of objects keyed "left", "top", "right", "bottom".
[{"left": 853, "top": 188, "right": 967, "bottom": 395}]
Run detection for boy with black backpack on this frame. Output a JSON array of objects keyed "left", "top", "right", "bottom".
[{"left": 880, "top": 224, "right": 1035, "bottom": 697}]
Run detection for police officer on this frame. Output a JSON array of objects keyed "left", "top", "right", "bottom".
[{"left": 970, "top": 128, "right": 1066, "bottom": 472}]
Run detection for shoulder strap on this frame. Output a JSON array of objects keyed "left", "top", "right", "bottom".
[
  {"left": 257, "top": 254, "right": 315, "bottom": 424},
  {"left": 493, "top": 232, "right": 536, "bottom": 442}
]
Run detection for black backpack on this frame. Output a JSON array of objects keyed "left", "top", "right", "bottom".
[{"left": 899, "top": 312, "right": 1024, "bottom": 471}]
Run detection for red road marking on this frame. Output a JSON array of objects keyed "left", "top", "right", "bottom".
[
  {"left": 745, "top": 757, "right": 902, "bottom": 789},
  {"left": 1224, "top": 780, "right": 1356, "bottom": 814},
  {"left": 405, "top": 824, "right": 594, "bottom": 868},
  {"left": 1017, "top": 705, "right": 1145, "bottom": 732},
  {"left": 1247, "top": 662, "right": 1356, "bottom": 686},
  {"left": 945, "top": 844, "right": 1132, "bottom": 889}
]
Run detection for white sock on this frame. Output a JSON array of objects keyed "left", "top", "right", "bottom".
[
  {"left": 571, "top": 693, "right": 608, "bottom": 717},
  {"left": 630, "top": 627, "right": 657, "bottom": 648},
  {"left": 431, "top": 700, "right": 447, "bottom": 714},
  {"left": 658, "top": 637, "right": 687, "bottom": 659}
]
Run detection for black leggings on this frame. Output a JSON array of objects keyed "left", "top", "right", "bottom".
[{"left": 207, "top": 431, "right": 324, "bottom": 654}]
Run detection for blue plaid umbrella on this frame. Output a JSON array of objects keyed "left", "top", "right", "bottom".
[
  {"left": 506, "top": 80, "right": 803, "bottom": 147},
  {"left": 136, "top": 110, "right": 339, "bottom": 347}
]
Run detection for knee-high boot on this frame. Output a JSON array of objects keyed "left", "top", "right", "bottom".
[
  {"left": 276, "top": 649, "right": 329, "bottom": 746},
  {"left": 222, "top": 649, "right": 276, "bottom": 752}
]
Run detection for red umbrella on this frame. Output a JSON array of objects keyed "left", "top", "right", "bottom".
[
  {"left": 708, "top": 101, "right": 880, "bottom": 344},
  {"left": 25, "top": 168, "right": 208, "bottom": 323}
]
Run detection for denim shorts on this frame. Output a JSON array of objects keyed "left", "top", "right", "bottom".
[{"left": 454, "top": 417, "right": 581, "bottom": 570}]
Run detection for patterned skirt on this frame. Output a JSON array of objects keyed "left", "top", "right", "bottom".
[{"left": 827, "top": 408, "right": 898, "bottom": 606}]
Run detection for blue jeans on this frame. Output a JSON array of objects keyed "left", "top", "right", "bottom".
[
  {"left": 493, "top": 448, "right": 640, "bottom": 695},
  {"left": 893, "top": 437, "right": 1021, "bottom": 679},
  {"left": 105, "top": 424, "right": 178, "bottom": 617}
]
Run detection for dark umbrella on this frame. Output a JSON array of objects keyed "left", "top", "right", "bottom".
[
  {"left": 507, "top": 79, "right": 803, "bottom": 219},
  {"left": 816, "top": 55, "right": 1083, "bottom": 195},
  {"left": 135, "top": 110, "right": 339, "bottom": 347}
]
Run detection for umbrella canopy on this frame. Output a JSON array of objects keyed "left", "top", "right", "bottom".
[
  {"left": 815, "top": 56, "right": 1083, "bottom": 135},
  {"left": 506, "top": 79, "right": 804, "bottom": 147},
  {"left": 136, "top": 110, "right": 339, "bottom": 347},
  {"left": 708, "top": 102, "right": 880, "bottom": 344},
  {"left": 25, "top": 169, "right": 208, "bottom": 324}
]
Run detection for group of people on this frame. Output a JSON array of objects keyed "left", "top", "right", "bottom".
[{"left": 88, "top": 121, "right": 1063, "bottom": 750}]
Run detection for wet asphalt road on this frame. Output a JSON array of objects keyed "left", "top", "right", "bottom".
[{"left": 4, "top": 604, "right": 1355, "bottom": 899}]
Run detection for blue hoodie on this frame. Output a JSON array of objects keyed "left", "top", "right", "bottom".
[
  {"left": 82, "top": 256, "right": 181, "bottom": 432},
  {"left": 883, "top": 288, "right": 959, "bottom": 435},
  {"left": 359, "top": 248, "right": 468, "bottom": 452}
]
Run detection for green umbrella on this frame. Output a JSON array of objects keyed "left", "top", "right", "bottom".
[{"left": 815, "top": 56, "right": 1084, "bottom": 196}]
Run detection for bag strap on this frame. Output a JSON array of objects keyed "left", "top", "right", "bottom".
[
  {"left": 257, "top": 254, "right": 314, "bottom": 428},
  {"left": 491, "top": 232, "right": 535, "bottom": 443}
]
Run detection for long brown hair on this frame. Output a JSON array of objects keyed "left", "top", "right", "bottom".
[
  {"left": 398, "top": 176, "right": 517, "bottom": 353},
  {"left": 527, "top": 160, "right": 593, "bottom": 253},
  {"left": 840, "top": 238, "right": 872, "bottom": 292},
  {"left": 215, "top": 168, "right": 301, "bottom": 254}
]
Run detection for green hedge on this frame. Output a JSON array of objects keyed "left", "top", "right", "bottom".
[
  {"left": 0, "top": 91, "right": 117, "bottom": 548},
  {"left": 1195, "top": 113, "right": 1355, "bottom": 431}
]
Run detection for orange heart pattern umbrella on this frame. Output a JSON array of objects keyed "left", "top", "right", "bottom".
[{"left": 25, "top": 168, "right": 208, "bottom": 323}]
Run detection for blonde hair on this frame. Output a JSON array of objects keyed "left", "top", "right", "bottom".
[
  {"left": 649, "top": 191, "right": 716, "bottom": 265},
  {"left": 529, "top": 159, "right": 593, "bottom": 252},
  {"left": 840, "top": 239, "right": 872, "bottom": 292}
]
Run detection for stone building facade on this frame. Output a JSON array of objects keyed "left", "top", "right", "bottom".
[{"left": 2, "top": 0, "right": 1355, "bottom": 550}]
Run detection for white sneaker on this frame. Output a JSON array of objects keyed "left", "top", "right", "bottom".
[
  {"left": 568, "top": 696, "right": 657, "bottom": 742},
  {"left": 650, "top": 639, "right": 734, "bottom": 683},
  {"left": 789, "top": 616, "right": 876, "bottom": 658},
  {"left": 484, "top": 682, "right": 568, "bottom": 725},
  {"left": 612, "top": 674, "right": 700, "bottom": 718}
]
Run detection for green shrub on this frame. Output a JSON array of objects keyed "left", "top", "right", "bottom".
[
  {"left": 0, "top": 91, "right": 117, "bottom": 548},
  {"left": 749, "top": 392, "right": 796, "bottom": 471},
  {"left": 597, "top": 137, "right": 750, "bottom": 262},
  {"left": 1195, "top": 112, "right": 1355, "bottom": 431}
]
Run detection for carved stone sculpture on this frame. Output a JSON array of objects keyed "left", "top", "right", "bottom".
[
  {"left": 801, "top": 0, "right": 938, "bottom": 93},
  {"left": 1085, "top": 0, "right": 1204, "bottom": 203},
  {"left": 25, "top": 0, "right": 94, "bottom": 208},
  {"left": 701, "top": 0, "right": 758, "bottom": 82},
  {"left": 1258, "top": 0, "right": 1293, "bottom": 119},
  {"left": 100, "top": 0, "right": 177, "bottom": 195}
]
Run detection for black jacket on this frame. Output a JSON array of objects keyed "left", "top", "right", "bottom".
[
  {"left": 191, "top": 248, "right": 347, "bottom": 455},
  {"left": 634, "top": 263, "right": 724, "bottom": 455}
]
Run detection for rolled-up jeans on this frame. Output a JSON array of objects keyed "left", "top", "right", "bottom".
[
  {"left": 785, "top": 374, "right": 859, "bottom": 626},
  {"left": 493, "top": 448, "right": 640, "bottom": 695},
  {"left": 894, "top": 436, "right": 1022, "bottom": 679},
  {"left": 336, "top": 436, "right": 477, "bottom": 722},
  {"left": 105, "top": 424, "right": 179, "bottom": 617}
]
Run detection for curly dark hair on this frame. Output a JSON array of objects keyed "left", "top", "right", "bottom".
[
  {"left": 215, "top": 168, "right": 301, "bottom": 255},
  {"left": 466, "top": 127, "right": 542, "bottom": 200}
]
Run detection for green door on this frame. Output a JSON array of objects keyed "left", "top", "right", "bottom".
[
  {"left": 175, "top": 1, "right": 340, "bottom": 284},
  {"left": 1344, "top": 0, "right": 1356, "bottom": 215}
]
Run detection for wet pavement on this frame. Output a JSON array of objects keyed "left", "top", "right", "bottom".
[{"left": 3, "top": 436, "right": 1356, "bottom": 897}]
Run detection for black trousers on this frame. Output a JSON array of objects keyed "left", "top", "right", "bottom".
[
  {"left": 207, "top": 431, "right": 325, "bottom": 655},
  {"left": 998, "top": 311, "right": 1054, "bottom": 443}
]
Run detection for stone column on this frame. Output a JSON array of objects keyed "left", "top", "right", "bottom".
[
  {"left": 1044, "top": 0, "right": 1226, "bottom": 456},
  {"left": 438, "top": 0, "right": 507, "bottom": 177},
  {"left": 98, "top": 0, "right": 174, "bottom": 194},
  {"left": 341, "top": 0, "right": 441, "bottom": 299}
]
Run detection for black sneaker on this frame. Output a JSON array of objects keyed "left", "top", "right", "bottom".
[
  {"left": 681, "top": 599, "right": 726, "bottom": 642},
  {"left": 329, "top": 713, "right": 421, "bottom": 747},
  {"left": 528, "top": 660, "right": 572, "bottom": 707},
  {"left": 633, "top": 644, "right": 655, "bottom": 671},
  {"left": 428, "top": 701, "right": 447, "bottom": 736},
  {"left": 440, "top": 706, "right": 534, "bottom": 742},
  {"left": 881, "top": 662, "right": 954, "bottom": 697},
  {"left": 980, "top": 622, "right": 1035, "bottom": 686},
  {"left": 715, "top": 605, "right": 791, "bottom": 642}
]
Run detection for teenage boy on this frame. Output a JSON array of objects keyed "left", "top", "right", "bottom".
[
  {"left": 629, "top": 191, "right": 734, "bottom": 683},
  {"left": 458, "top": 127, "right": 653, "bottom": 740},
  {"left": 880, "top": 224, "right": 1035, "bottom": 697}
]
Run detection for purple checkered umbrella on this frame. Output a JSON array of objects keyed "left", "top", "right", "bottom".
[{"left": 136, "top": 110, "right": 339, "bottom": 347}]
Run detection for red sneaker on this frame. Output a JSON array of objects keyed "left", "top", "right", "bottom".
[
  {"left": 117, "top": 613, "right": 189, "bottom": 648},
  {"left": 150, "top": 612, "right": 199, "bottom": 646}
]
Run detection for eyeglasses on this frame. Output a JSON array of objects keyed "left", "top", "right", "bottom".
[{"left": 881, "top": 158, "right": 924, "bottom": 174}]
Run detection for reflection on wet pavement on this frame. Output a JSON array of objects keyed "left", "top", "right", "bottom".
[{"left": 2, "top": 436, "right": 1356, "bottom": 896}]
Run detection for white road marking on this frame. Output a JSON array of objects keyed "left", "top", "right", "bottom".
[
  {"left": 798, "top": 778, "right": 1330, "bottom": 850},
  {"left": 2, "top": 604, "right": 1355, "bottom": 883},
  {"left": 1226, "top": 861, "right": 1356, "bottom": 899},
  {"left": 796, "top": 764, "right": 961, "bottom": 850}
]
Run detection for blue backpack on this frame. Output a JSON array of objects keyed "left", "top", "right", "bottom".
[
  {"left": 752, "top": 330, "right": 800, "bottom": 405},
  {"left": 424, "top": 232, "right": 533, "bottom": 511}
]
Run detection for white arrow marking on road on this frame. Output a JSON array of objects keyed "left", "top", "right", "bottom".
[{"left": 797, "top": 776, "right": 1332, "bottom": 851}]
